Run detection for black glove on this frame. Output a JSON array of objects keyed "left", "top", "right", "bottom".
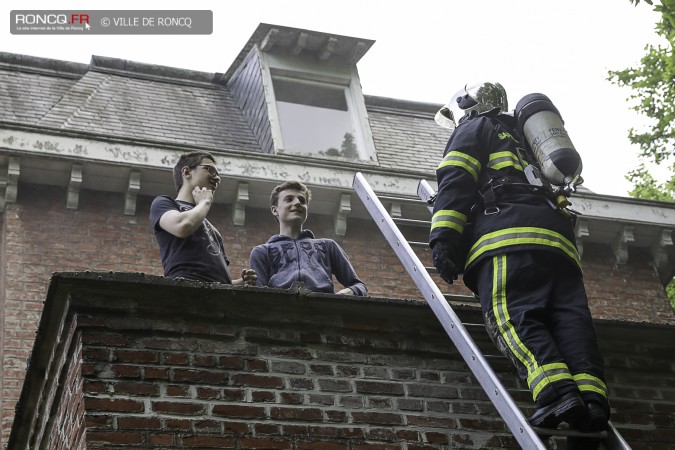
[{"left": 432, "top": 241, "right": 460, "bottom": 285}]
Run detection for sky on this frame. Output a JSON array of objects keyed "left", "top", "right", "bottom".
[{"left": 2, "top": 0, "right": 666, "bottom": 197}]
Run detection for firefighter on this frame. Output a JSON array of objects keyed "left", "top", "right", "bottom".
[{"left": 429, "top": 82, "right": 610, "bottom": 440}]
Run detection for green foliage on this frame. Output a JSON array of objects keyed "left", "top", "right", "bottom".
[
  {"left": 609, "top": 0, "right": 675, "bottom": 166},
  {"left": 610, "top": 0, "right": 675, "bottom": 310},
  {"left": 627, "top": 165, "right": 675, "bottom": 312},
  {"left": 627, "top": 163, "right": 675, "bottom": 200},
  {"left": 667, "top": 278, "right": 675, "bottom": 304}
]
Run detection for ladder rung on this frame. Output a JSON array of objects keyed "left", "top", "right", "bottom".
[
  {"left": 461, "top": 323, "right": 486, "bottom": 331},
  {"left": 407, "top": 241, "right": 429, "bottom": 248},
  {"left": 392, "top": 217, "right": 431, "bottom": 227},
  {"left": 444, "top": 294, "right": 480, "bottom": 304},
  {"left": 378, "top": 195, "right": 427, "bottom": 205},
  {"left": 505, "top": 388, "right": 532, "bottom": 394}
]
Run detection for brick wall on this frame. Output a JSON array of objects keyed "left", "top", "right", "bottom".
[
  {"left": 0, "top": 185, "right": 453, "bottom": 445},
  {"left": 582, "top": 243, "right": 675, "bottom": 322},
  {"left": 0, "top": 210, "right": 6, "bottom": 450},
  {"left": 44, "top": 323, "right": 86, "bottom": 450},
  {"left": 0, "top": 186, "right": 160, "bottom": 446},
  {"left": 7, "top": 274, "right": 675, "bottom": 450},
  {"left": 1, "top": 184, "right": 674, "bottom": 447}
]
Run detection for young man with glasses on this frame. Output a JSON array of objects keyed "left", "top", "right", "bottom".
[{"left": 150, "top": 151, "right": 256, "bottom": 285}]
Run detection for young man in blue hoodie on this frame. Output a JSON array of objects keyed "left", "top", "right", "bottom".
[{"left": 249, "top": 180, "right": 367, "bottom": 296}]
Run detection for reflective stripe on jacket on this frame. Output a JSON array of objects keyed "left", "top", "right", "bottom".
[{"left": 429, "top": 113, "right": 579, "bottom": 278}]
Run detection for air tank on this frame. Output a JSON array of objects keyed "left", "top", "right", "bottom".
[{"left": 514, "top": 93, "right": 582, "bottom": 187}]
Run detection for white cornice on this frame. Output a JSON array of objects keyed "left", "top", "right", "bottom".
[
  {"left": 0, "top": 127, "right": 425, "bottom": 198},
  {"left": 572, "top": 194, "right": 675, "bottom": 228},
  {"left": 2, "top": 127, "right": 673, "bottom": 221},
  {"left": 1, "top": 126, "right": 673, "bottom": 283}
]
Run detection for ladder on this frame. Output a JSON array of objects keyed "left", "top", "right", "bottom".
[{"left": 352, "top": 172, "right": 631, "bottom": 450}]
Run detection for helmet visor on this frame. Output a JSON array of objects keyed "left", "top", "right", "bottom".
[
  {"left": 434, "top": 106, "right": 456, "bottom": 131},
  {"left": 435, "top": 82, "right": 508, "bottom": 130}
]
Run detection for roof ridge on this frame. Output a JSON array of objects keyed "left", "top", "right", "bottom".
[
  {"left": 90, "top": 55, "right": 226, "bottom": 88},
  {"left": 366, "top": 104, "right": 435, "bottom": 120},
  {"left": 365, "top": 94, "right": 442, "bottom": 113},
  {"left": 0, "top": 51, "right": 88, "bottom": 78}
]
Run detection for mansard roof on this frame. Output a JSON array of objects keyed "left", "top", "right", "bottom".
[
  {"left": 0, "top": 51, "right": 444, "bottom": 177},
  {"left": 0, "top": 40, "right": 672, "bottom": 286},
  {"left": 0, "top": 53, "right": 261, "bottom": 153}
]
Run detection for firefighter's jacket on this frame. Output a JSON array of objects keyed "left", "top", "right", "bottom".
[{"left": 429, "top": 112, "right": 580, "bottom": 290}]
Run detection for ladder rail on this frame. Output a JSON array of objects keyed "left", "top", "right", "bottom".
[
  {"left": 606, "top": 423, "right": 632, "bottom": 449},
  {"left": 417, "top": 179, "right": 436, "bottom": 213},
  {"left": 353, "top": 172, "right": 547, "bottom": 449},
  {"left": 416, "top": 177, "right": 632, "bottom": 449}
]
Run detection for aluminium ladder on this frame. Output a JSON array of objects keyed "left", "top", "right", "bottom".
[{"left": 352, "top": 172, "right": 631, "bottom": 450}]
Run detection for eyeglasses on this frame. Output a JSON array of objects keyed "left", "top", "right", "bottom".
[{"left": 196, "top": 164, "right": 220, "bottom": 178}]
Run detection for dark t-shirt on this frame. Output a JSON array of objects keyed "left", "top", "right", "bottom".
[{"left": 149, "top": 195, "right": 232, "bottom": 283}]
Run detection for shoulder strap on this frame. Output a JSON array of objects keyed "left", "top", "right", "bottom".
[{"left": 473, "top": 116, "right": 555, "bottom": 215}]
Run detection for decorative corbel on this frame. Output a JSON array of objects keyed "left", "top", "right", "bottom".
[
  {"left": 0, "top": 156, "right": 20, "bottom": 212},
  {"left": 232, "top": 182, "right": 249, "bottom": 226},
  {"left": 574, "top": 219, "right": 590, "bottom": 260},
  {"left": 651, "top": 228, "right": 673, "bottom": 272},
  {"left": 67, "top": 164, "right": 83, "bottom": 210},
  {"left": 260, "top": 28, "right": 279, "bottom": 52},
  {"left": 319, "top": 37, "right": 338, "bottom": 61},
  {"left": 611, "top": 225, "right": 634, "bottom": 265},
  {"left": 389, "top": 201, "right": 402, "bottom": 219},
  {"left": 334, "top": 193, "right": 351, "bottom": 236},
  {"left": 349, "top": 41, "right": 368, "bottom": 64},
  {"left": 291, "top": 32, "right": 308, "bottom": 56},
  {"left": 124, "top": 170, "right": 141, "bottom": 216}
]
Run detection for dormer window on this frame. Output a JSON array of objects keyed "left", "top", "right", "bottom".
[
  {"left": 272, "top": 77, "right": 360, "bottom": 159},
  {"left": 226, "top": 25, "right": 378, "bottom": 162}
]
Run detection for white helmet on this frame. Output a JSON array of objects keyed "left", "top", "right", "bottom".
[{"left": 435, "top": 82, "right": 508, "bottom": 130}]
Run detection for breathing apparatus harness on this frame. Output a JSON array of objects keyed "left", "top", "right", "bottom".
[
  {"left": 477, "top": 150, "right": 581, "bottom": 220},
  {"left": 469, "top": 108, "right": 583, "bottom": 221},
  {"left": 429, "top": 90, "right": 584, "bottom": 222}
]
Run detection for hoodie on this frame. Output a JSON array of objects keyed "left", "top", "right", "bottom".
[{"left": 249, "top": 230, "right": 367, "bottom": 296}]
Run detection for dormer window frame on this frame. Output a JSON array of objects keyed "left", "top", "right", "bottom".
[{"left": 259, "top": 50, "right": 378, "bottom": 163}]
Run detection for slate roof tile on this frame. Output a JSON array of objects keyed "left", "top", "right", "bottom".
[
  {"left": 1, "top": 53, "right": 451, "bottom": 174},
  {"left": 0, "top": 71, "right": 76, "bottom": 123},
  {"left": 366, "top": 101, "right": 451, "bottom": 177},
  {"left": 1, "top": 61, "right": 261, "bottom": 153}
]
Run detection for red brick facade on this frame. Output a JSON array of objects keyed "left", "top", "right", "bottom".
[
  {"left": 1, "top": 184, "right": 674, "bottom": 448},
  {"left": 6, "top": 274, "right": 675, "bottom": 450}
]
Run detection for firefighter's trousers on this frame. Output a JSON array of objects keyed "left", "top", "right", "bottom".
[{"left": 472, "top": 250, "right": 609, "bottom": 410}]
